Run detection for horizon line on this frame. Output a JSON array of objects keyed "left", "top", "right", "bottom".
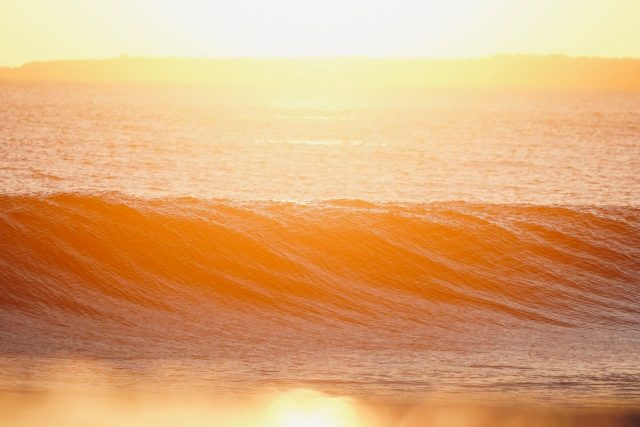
[{"left": 3, "top": 53, "right": 640, "bottom": 68}]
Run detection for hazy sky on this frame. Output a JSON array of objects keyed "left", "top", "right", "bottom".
[{"left": 1, "top": 0, "right": 639, "bottom": 66}]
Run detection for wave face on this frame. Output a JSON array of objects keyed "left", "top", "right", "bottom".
[{"left": 1, "top": 194, "right": 639, "bottom": 359}]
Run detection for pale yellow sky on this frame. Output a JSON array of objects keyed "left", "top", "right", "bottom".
[{"left": 1, "top": 0, "right": 639, "bottom": 66}]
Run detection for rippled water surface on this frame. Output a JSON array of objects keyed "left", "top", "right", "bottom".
[
  {"left": 1, "top": 83, "right": 638, "bottom": 204},
  {"left": 0, "top": 83, "right": 639, "bottom": 409}
]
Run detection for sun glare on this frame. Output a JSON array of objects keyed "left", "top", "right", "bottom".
[
  {"left": 268, "top": 390, "right": 358, "bottom": 427},
  {"left": 132, "top": 0, "right": 493, "bottom": 57},
  {"left": 1, "top": 0, "right": 640, "bottom": 65}
]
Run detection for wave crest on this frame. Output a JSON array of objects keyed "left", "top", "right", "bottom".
[{"left": 1, "top": 194, "right": 639, "bottom": 355}]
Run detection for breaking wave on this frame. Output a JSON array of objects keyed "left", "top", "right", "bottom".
[{"left": 1, "top": 193, "right": 639, "bottom": 357}]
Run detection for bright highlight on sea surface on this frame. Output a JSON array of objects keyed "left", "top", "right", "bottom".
[
  {"left": 1, "top": 0, "right": 639, "bottom": 426},
  {"left": 268, "top": 390, "right": 358, "bottom": 427}
]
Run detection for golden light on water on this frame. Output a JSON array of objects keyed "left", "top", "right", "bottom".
[
  {"left": 268, "top": 390, "right": 359, "bottom": 427},
  {"left": 0, "top": 0, "right": 639, "bottom": 425}
]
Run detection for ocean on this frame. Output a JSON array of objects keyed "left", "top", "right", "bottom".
[{"left": 0, "top": 82, "right": 639, "bottom": 425}]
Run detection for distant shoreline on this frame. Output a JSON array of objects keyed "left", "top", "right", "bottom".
[{"left": 1, "top": 55, "right": 639, "bottom": 90}]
